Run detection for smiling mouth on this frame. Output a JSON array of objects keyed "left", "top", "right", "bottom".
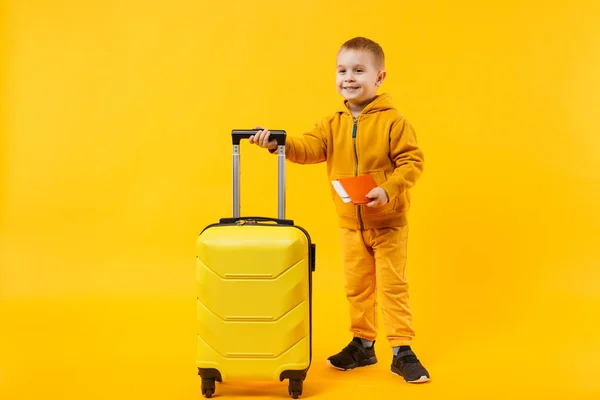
[{"left": 344, "top": 87, "right": 360, "bottom": 90}]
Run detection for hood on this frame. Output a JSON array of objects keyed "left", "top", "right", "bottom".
[{"left": 337, "top": 93, "right": 396, "bottom": 116}]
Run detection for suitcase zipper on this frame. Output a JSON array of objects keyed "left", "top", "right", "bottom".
[{"left": 352, "top": 117, "right": 364, "bottom": 230}]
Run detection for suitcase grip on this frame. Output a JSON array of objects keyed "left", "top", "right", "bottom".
[
  {"left": 231, "top": 129, "right": 287, "bottom": 220},
  {"left": 231, "top": 130, "right": 286, "bottom": 145}
]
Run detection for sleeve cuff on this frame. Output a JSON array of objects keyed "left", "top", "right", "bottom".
[{"left": 380, "top": 181, "right": 401, "bottom": 201}]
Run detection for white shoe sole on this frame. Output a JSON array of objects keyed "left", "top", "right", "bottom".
[
  {"left": 326, "top": 359, "right": 377, "bottom": 371},
  {"left": 408, "top": 375, "right": 430, "bottom": 383},
  {"left": 392, "top": 370, "right": 430, "bottom": 383}
]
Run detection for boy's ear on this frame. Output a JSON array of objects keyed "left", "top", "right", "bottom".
[{"left": 376, "top": 70, "right": 387, "bottom": 87}]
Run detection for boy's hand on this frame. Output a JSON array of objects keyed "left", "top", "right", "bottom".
[
  {"left": 249, "top": 126, "right": 278, "bottom": 150},
  {"left": 366, "top": 187, "right": 389, "bottom": 207}
]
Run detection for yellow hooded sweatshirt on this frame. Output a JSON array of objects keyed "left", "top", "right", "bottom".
[{"left": 283, "top": 93, "right": 424, "bottom": 230}]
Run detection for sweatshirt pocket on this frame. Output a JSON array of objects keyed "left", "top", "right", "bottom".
[{"left": 361, "top": 169, "right": 397, "bottom": 217}]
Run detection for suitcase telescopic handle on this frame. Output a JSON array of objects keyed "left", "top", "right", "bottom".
[
  {"left": 231, "top": 129, "right": 287, "bottom": 220},
  {"left": 231, "top": 130, "right": 286, "bottom": 146}
]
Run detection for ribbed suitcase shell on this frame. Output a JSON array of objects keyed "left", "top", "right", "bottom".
[{"left": 196, "top": 222, "right": 312, "bottom": 382}]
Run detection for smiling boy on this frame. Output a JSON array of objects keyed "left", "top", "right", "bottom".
[{"left": 250, "top": 37, "right": 430, "bottom": 383}]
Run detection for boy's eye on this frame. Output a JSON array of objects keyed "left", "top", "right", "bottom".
[
  {"left": 338, "top": 69, "right": 346, "bottom": 73},
  {"left": 355, "top": 69, "right": 363, "bottom": 73}
]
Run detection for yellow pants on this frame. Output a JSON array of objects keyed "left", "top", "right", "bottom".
[{"left": 340, "top": 226, "right": 414, "bottom": 347}]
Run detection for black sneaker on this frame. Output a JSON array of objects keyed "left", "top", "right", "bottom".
[
  {"left": 391, "top": 350, "right": 430, "bottom": 383},
  {"left": 326, "top": 337, "right": 377, "bottom": 370}
]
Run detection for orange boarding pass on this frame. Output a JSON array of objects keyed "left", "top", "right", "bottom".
[{"left": 331, "top": 174, "right": 378, "bottom": 205}]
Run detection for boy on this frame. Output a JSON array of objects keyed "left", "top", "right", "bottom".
[{"left": 249, "top": 37, "right": 430, "bottom": 383}]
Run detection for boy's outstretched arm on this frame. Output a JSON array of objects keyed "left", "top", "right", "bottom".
[
  {"left": 249, "top": 124, "right": 327, "bottom": 164},
  {"left": 379, "top": 118, "right": 424, "bottom": 201}
]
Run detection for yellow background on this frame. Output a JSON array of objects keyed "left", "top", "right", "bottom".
[{"left": 2, "top": 0, "right": 599, "bottom": 399}]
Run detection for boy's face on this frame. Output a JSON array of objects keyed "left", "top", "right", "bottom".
[{"left": 336, "top": 49, "right": 386, "bottom": 110}]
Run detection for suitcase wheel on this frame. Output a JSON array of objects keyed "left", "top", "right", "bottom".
[
  {"left": 288, "top": 379, "right": 303, "bottom": 399},
  {"left": 201, "top": 378, "right": 216, "bottom": 398}
]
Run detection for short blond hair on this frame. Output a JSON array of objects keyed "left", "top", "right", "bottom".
[{"left": 339, "top": 37, "right": 385, "bottom": 69}]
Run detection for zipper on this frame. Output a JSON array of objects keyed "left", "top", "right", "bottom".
[{"left": 352, "top": 117, "right": 364, "bottom": 230}]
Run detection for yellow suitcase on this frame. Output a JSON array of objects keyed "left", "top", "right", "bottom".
[{"left": 196, "top": 130, "right": 316, "bottom": 399}]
